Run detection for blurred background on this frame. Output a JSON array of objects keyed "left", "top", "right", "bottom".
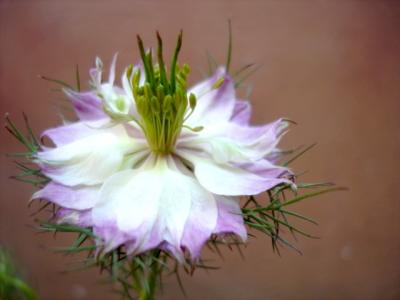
[{"left": 1, "top": 0, "right": 399, "bottom": 299}]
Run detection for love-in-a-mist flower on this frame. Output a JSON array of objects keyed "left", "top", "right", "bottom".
[{"left": 33, "top": 32, "right": 292, "bottom": 262}]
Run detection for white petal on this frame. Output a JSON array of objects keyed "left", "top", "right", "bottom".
[
  {"left": 56, "top": 208, "right": 93, "bottom": 227},
  {"left": 178, "top": 150, "right": 291, "bottom": 196},
  {"left": 181, "top": 182, "right": 218, "bottom": 258},
  {"left": 230, "top": 100, "right": 251, "bottom": 125},
  {"left": 108, "top": 53, "right": 118, "bottom": 84},
  {"left": 41, "top": 122, "right": 97, "bottom": 147},
  {"left": 122, "top": 66, "right": 133, "bottom": 99},
  {"left": 178, "top": 118, "right": 289, "bottom": 164},
  {"left": 186, "top": 67, "right": 235, "bottom": 127},
  {"left": 90, "top": 57, "right": 103, "bottom": 89},
  {"left": 92, "top": 156, "right": 217, "bottom": 255},
  {"left": 213, "top": 196, "right": 247, "bottom": 242},
  {"left": 63, "top": 89, "right": 107, "bottom": 121},
  {"left": 38, "top": 125, "right": 146, "bottom": 186},
  {"left": 33, "top": 182, "right": 99, "bottom": 210},
  {"left": 178, "top": 135, "right": 258, "bottom": 164}
]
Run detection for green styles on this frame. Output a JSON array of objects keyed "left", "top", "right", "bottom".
[{"left": 130, "top": 31, "right": 198, "bottom": 154}]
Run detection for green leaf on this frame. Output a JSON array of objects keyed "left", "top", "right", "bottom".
[
  {"left": 39, "top": 223, "right": 96, "bottom": 237},
  {"left": 234, "top": 64, "right": 262, "bottom": 88},
  {"left": 225, "top": 19, "right": 233, "bottom": 73},
  {"left": 53, "top": 245, "right": 97, "bottom": 253},
  {"left": 38, "top": 75, "right": 74, "bottom": 90},
  {"left": 271, "top": 187, "right": 347, "bottom": 209},
  {"left": 232, "top": 63, "right": 256, "bottom": 79},
  {"left": 0, "top": 248, "right": 37, "bottom": 300},
  {"left": 279, "top": 209, "right": 319, "bottom": 225},
  {"left": 75, "top": 65, "right": 81, "bottom": 92},
  {"left": 283, "top": 143, "right": 316, "bottom": 166},
  {"left": 5, "top": 114, "right": 38, "bottom": 153}
]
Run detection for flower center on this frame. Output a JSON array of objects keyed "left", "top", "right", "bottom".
[{"left": 128, "top": 32, "right": 200, "bottom": 154}]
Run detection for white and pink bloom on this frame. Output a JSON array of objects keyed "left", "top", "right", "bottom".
[{"left": 33, "top": 39, "right": 291, "bottom": 262}]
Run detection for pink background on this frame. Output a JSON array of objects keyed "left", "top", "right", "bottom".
[{"left": 1, "top": 1, "right": 399, "bottom": 299}]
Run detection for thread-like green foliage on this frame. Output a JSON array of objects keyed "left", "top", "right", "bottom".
[{"left": 0, "top": 248, "right": 37, "bottom": 300}]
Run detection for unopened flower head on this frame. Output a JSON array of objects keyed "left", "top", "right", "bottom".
[{"left": 33, "top": 32, "right": 292, "bottom": 262}]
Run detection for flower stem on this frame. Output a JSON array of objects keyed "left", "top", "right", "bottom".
[
  {"left": 131, "top": 250, "right": 162, "bottom": 300},
  {"left": 138, "top": 267, "right": 158, "bottom": 300}
]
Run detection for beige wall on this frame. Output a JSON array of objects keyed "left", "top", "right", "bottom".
[{"left": 0, "top": 1, "right": 399, "bottom": 299}]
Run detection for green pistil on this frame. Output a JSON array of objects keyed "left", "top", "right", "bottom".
[{"left": 131, "top": 31, "right": 197, "bottom": 154}]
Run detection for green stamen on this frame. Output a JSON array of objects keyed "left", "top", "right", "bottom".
[{"left": 131, "top": 31, "right": 197, "bottom": 154}]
